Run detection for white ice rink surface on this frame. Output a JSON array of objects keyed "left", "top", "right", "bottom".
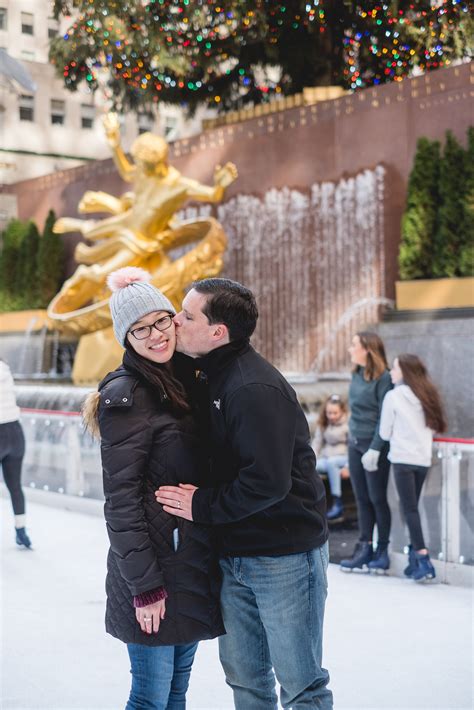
[{"left": 1, "top": 492, "right": 472, "bottom": 710}]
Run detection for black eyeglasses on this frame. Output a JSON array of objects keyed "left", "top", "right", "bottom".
[{"left": 129, "top": 315, "right": 173, "bottom": 340}]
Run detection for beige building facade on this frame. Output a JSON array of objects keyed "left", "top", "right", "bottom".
[{"left": 0, "top": 0, "right": 213, "bottom": 193}]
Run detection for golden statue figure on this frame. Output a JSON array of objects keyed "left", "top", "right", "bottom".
[{"left": 47, "top": 112, "right": 237, "bottom": 383}]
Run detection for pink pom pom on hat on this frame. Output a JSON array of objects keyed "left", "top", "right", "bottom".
[
  {"left": 107, "top": 266, "right": 152, "bottom": 292},
  {"left": 107, "top": 266, "right": 175, "bottom": 345}
]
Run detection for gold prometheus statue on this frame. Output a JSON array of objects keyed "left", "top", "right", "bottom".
[{"left": 47, "top": 113, "right": 237, "bottom": 382}]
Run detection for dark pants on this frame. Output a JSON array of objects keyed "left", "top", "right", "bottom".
[
  {"left": 348, "top": 438, "right": 391, "bottom": 546},
  {"left": 393, "top": 463, "right": 429, "bottom": 551},
  {"left": 0, "top": 421, "right": 26, "bottom": 516}
]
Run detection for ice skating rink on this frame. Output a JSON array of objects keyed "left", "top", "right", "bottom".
[{"left": 1, "top": 490, "right": 472, "bottom": 710}]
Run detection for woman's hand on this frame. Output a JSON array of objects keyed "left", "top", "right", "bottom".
[
  {"left": 361, "top": 448, "right": 380, "bottom": 472},
  {"left": 136, "top": 599, "right": 166, "bottom": 635}
]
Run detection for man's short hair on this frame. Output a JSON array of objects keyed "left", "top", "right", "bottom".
[{"left": 192, "top": 278, "right": 258, "bottom": 341}]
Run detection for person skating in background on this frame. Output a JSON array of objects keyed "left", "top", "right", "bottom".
[
  {"left": 380, "top": 354, "right": 447, "bottom": 582},
  {"left": 82, "top": 267, "right": 224, "bottom": 710},
  {"left": 340, "top": 332, "right": 392, "bottom": 573},
  {"left": 0, "top": 359, "right": 32, "bottom": 549},
  {"left": 313, "top": 394, "right": 349, "bottom": 521}
]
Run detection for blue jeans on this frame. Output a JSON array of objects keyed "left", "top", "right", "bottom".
[
  {"left": 316, "top": 455, "right": 348, "bottom": 497},
  {"left": 126, "top": 642, "right": 198, "bottom": 710},
  {"left": 218, "top": 544, "right": 333, "bottom": 709}
]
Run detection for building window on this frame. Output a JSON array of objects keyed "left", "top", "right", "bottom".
[
  {"left": 48, "top": 18, "right": 59, "bottom": 39},
  {"left": 81, "top": 103, "right": 94, "bottom": 129},
  {"left": 51, "top": 99, "right": 65, "bottom": 125},
  {"left": 21, "top": 12, "right": 34, "bottom": 35},
  {"left": 137, "top": 111, "right": 154, "bottom": 135},
  {"left": 0, "top": 8, "right": 7, "bottom": 31},
  {"left": 19, "top": 94, "right": 34, "bottom": 121},
  {"left": 164, "top": 115, "right": 178, "bottom": 139}
]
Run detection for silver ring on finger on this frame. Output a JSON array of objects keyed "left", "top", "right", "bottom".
[{"left": 177, "top": 500, "right": 182, "bottom": 509}]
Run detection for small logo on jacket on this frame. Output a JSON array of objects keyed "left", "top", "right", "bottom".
[{"left": 213, "top": 399, "right": 221, "bottom": 410}]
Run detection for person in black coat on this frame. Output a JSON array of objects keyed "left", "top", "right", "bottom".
[
  {"left": 83, "top": 267, "right": 224, "bottom": 710},
  {"left": 156, "top": 278, "right": 333, "bottom": 709}
]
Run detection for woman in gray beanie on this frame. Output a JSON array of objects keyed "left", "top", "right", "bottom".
[{"left": 83, "top": 267, "right": 224, "bottom": 710}]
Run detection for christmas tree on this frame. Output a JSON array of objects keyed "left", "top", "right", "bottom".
[{"left": 50, "top": 1, "right": 472, "bottom": 114}]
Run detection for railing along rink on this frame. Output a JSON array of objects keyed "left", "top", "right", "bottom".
[{"left": 19, "top": 408, "right": 474, "bottom": 584}]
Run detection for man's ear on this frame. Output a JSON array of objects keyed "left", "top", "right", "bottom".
[{"left": 212, "top": 324, "right": 229, "bottom": 343}]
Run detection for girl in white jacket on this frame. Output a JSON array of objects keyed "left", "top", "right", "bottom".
[{"left": 380, "top": 354, "right": 446, "bottom": 582}]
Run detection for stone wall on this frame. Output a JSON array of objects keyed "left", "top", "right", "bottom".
[{"left": 378, "top": 314, "right": 474, "bottom": 438}]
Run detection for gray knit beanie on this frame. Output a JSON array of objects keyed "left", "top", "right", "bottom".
[{"left": 107, "top": 267, "right": 176, "bottom": 345}]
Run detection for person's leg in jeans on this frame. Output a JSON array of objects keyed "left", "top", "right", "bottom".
[
  {"left": 219, "top": 548, "right": 333, "bottom": 710},
  {"left": 218, "top": 557, "right": 277, "bottom": 710},
  {"left": 167, "top": 643, "right": 198, "bottom": 710},
  {"left": 126, "top": 643, "right": 174, "bottom": 710},
  {"left": 325, "top": 455, "right": 347, "bottom": 498},
  {"left": 348, "top": 440, "right": 375, "bottom": 541},
  {"left": 254, "top": 545, "right": 333, "bottom": 709},
  {"left": 365, "top": 446, "right": 391, "bottom": 546},
  {"left": 393, "top": 464, "right": 428, "bottom": 551},
  {"left": 126, "top": 642, "right": 197, "bottom": 710},
  {"left": 316, "top": 457, "right": 329, "bottom": 479}
]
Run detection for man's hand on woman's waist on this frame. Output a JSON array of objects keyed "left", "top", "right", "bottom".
[{"left": 155, "top": 483, "right": 197, "bottom": 521}]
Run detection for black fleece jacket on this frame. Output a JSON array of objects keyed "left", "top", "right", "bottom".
[{"left": 191, "top": 340, "right": 328, "bottom": 557}]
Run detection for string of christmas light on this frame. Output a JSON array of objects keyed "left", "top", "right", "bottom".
[{"left": 49, "top": 1, "right": 472, "bottom": 113}]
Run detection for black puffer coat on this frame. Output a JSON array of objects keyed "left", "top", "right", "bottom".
[{"left": 98, "top": 360, "right": 225, "bottom": 646}]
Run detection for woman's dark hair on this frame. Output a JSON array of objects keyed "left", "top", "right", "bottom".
[
  {"left": 192, "top": 278, "right": 258, "bottom": 341},
  {"left": 124, "top": 340, "right": 190, "bottom": 415},
  {"left": 353, "top": 331, "right": 388, "bottom": 381},
  {"left": 318, "top": 394, "right": 348, "bottom": 430},
  {"left": 397, "top": 354, "right": 447, "bottom": 433}
]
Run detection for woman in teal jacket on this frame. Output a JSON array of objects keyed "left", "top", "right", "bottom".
[{"left": 340, "top": 331, "right": 392, "bottom": 573}]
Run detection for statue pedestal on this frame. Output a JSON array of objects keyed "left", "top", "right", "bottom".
[{"left": 72, "top": 327, "right": 123, "bottom": 385}]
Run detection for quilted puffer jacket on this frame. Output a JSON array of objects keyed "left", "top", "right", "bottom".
[{"left": 97, "top": 361, "right": 225, "bottom": 646}]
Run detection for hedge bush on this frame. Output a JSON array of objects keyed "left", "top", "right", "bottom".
[
  {"left": 0, "top": 210, "right": 64, "bottom": 312},
  {"left": 399, "top": 127, "right": 474, "bottom": 280}
]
